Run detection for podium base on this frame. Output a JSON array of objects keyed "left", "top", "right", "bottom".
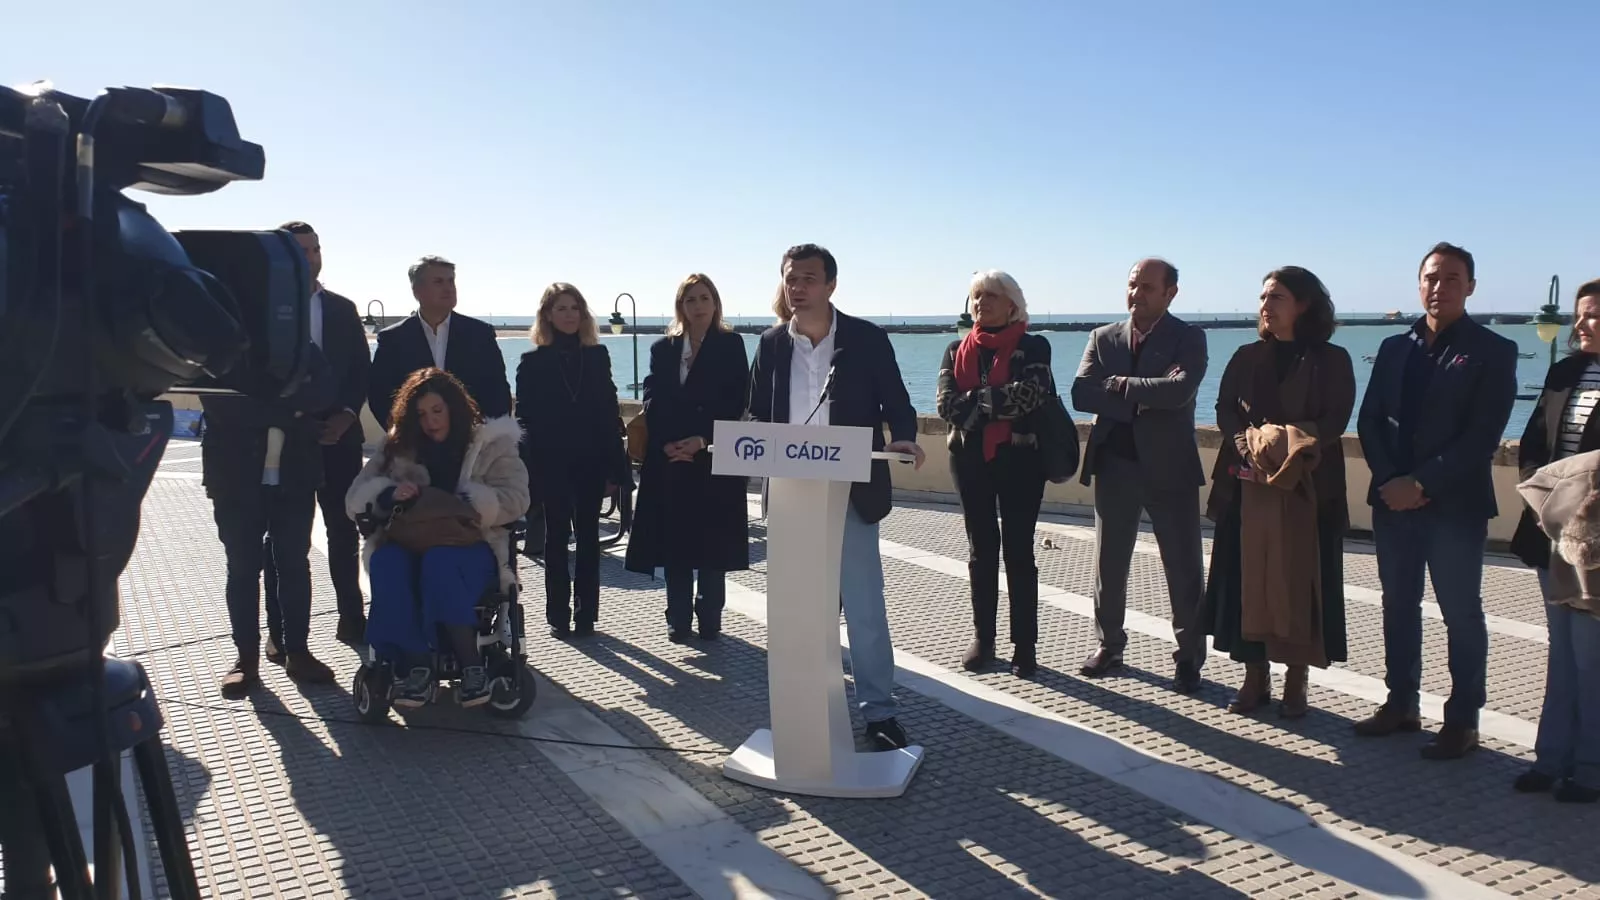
[{"left": 722, "top": 728, "right": 926, "bottom": 798}]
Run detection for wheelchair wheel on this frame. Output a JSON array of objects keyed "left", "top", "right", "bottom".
[
  {"left": 486, "top": 664, "right": 538, "bottom": 719},
  {"left": 353, "top": 663, "right": 392, "bottom": 724}
]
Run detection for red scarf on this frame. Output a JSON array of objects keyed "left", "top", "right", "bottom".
[{"left": 953, "top": 322, "right": 1027, "bottom": 461}]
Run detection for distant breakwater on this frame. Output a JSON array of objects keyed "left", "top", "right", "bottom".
[{"left": 481, "top": 313, "right": 1546, "bottom": 336}]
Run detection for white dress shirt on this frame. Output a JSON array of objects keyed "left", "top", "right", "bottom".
[
  {"left": 422, "top": 313, "right": 452, "bottom": 371},
  {"left": 787, "top": 308, "right": 837, "bottom": 425},
  {"left": 309, "top": 286, "right": 324, "bottom": 350},
  {"left": 680, "top": 334, "right": 694, "bottom": 385}
]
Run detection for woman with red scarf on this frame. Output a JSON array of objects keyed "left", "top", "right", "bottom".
[{"left": 936, "top": 270, "right": 1055, "bottom": 677}]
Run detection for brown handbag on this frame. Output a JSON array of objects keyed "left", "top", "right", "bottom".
[
  {"left": 626, "top": 412, "right": 649, "bottom": 465},
  {"left": 383, "top": 486, "right": 483, "bottom": 553}
]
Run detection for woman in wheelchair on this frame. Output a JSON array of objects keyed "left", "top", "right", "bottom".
[{"left": 346, "top": 368, "right": 530, "bottom": 709}]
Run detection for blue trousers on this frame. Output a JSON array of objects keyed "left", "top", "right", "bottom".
[
  {"left": 841, "top": 506, "right": 897, "bottom": 723},
  {"left": 366, "top": 542, "right": 497, "bottom": 662},
  {"left": 1372, "top": 505, "right": 1489, "bottom": 727},
  {"left": 1535, "top": 570, "right": 1600, "bottom": 789}
]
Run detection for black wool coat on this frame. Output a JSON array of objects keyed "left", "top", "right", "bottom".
[{"left": 624, "top": 329, "right": 752, "bottom": 574}]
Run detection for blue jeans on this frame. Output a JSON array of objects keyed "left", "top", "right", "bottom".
[
  {"left": 366, "top": 542, "right": 497, "bottom": 663},
  {"left": 1372, "top": 505, "right": 1489, "bottom": 727},
  {"left": 841, "top": 505, "right": 897, "bottom": 723},
  {"left": 1534, "top": 569, "right": 1600, "bottom": 789}
]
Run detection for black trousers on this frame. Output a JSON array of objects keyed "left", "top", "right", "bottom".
[
  {"left": 213, "top": 485, "right": 316, "bottom": 654},
  {"left": 544, "top": 474, "right": 606, "bottom": 629},
  {"left": 665, "top": 568, "right": 726, "bottom": 632},
  {"left": 264, "top": 440, "right": 365, "bottom": 644},
  {"left": 951, "top": 442, "right": 1046, "bottom": 647}
]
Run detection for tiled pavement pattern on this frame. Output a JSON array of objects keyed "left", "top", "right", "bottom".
[
  {"left": 867, "top": 503, "right": 1600, "bottom": 897},
  {"left": 8, "top": 438, "right": 1594, "bottom": 899}
]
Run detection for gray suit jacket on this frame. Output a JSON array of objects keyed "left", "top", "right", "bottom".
[{"left": 1070, "top": 314, "right": 1208, "bottom": 490}]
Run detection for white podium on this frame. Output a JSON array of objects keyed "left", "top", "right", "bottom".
[{"left": 711, "top": 420, "right": 925, "bottom": 798}]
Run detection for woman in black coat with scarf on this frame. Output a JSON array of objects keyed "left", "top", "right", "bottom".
[
  {"left": 516, "top": 283, "right": 630, "bottom": 638},
  {"left": 625, "top": 274, "right": 752, "bottom": 642}
]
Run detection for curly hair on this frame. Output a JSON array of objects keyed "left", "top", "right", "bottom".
[{"left": 383, "top": 368, "right": 483, "bottom": 466}]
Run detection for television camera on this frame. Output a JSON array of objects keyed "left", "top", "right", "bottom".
[{"left": 0, "top": 81, "right": 319, "bottom": 899}]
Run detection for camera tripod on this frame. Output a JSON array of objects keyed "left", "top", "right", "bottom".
[{"left": 0, "top": 658, "right": 200, "bottom": 900}]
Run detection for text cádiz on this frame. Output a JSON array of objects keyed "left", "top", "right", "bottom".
[{"left": 786, "top": 442, "right": 842, "bottom": 461}]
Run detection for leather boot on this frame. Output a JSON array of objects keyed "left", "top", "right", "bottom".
[
  {"left": 1279, "top": 665, "right": 1309, "bottom": 719},
  {"left": 961, "top": 638, "right": 996, "bottom": 672},
  {"left": 220, "top": 652, "right": 260, "bottom": 699},
  {"left": 1010, "top": 644, "right": 1037, "bottom": 678},
  {"left": 1227, "top": 663, "right": 1271, "bottom": 714}
]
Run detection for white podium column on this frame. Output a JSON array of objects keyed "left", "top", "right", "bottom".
[
  {"left": 759, "top": 476, "right": 855, "bottom": 784},
  {"left": 713, "top": 422, "right": 924, "bottom": 798}
]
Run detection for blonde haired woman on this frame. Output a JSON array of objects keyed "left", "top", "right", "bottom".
[
  {"left": 935, "top": 269, "right": 1053, "bottom": 676},
  {"left": 515, "top": 283, "right": 629, "bottom": 637},
  {"left": 625, "top": 274, "right": 752, "bottom": 641}
]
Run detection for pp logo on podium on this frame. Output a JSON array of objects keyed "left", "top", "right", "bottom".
[{"left": 733, "top": 436, "right": 767, "bottom": 461}]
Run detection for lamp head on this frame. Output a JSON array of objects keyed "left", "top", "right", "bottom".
[{"left": 608, "top": 310, "right": 625, "bottom": 335}]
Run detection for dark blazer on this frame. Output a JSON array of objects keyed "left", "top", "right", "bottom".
[
  {"left": 748, "top": 309, "right": 917, "bottom": 524},
  {"left": 317, "top": 288, "right": 371, "bottom": 448},
  {"left": 367, "top": 312, "right": 511, "bottom": 429},
  {"left": 624, "top": 330, "right": 752, "bottom": 574},
  {"left": 1510, "top": 352, "right": 1600, "bottom": 568},
  {"left": 199, "top": 344, "right": 337, "bottom": 498},
  {"left": 1070, "top": 314, "right": 1208, "bottom": 490},
  {"left": 515, "top": 337, "right": 630, "bottom": 501},
  {"left": 1206, "top": 340, "right": 1357, "bottom": 525},
  {"left": 1356, "top": 315, "right": 1518, "bottom": 519}
]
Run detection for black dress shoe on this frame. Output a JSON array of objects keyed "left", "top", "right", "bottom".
[
  {"left": 1513, "top": 769, "right": 1559, "bottom": 793},
  {"left": 573, "top": 621, "right": 595, "bottom": 638},
  {"left": 865, "top": 718, "right": 909, "bottom": 751},
  {"left": 667, "top": 629, "right": 693, "bottom": 645},
  {"left": 1172, "top": 661, "right": 1201, "bottom": 694},
  {"left": 1555, "top": 779, "right": 1600, "bottom": 804},
  {"left": 1353, "top": 704, "right": 1422, "bottom": 737},
  {"left": 1079, "top": 648, "right": 1123, "bottom": 677},
  {"left": 264, "top": 637, "right": 286, "bottom": 666},
  {"left": 962, "top": 639, "right": 997, "bottom": 672},
  {"left": 549, "top": 625, "right": 571, "bottom": 639},
  {"left": 697, "top": 626, "right": 721, "bottom": 641},
  {"left": 1420, "top": 723, "right": 1479, "bottom": 760}
]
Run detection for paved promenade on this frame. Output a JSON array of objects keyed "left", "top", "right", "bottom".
[{"left": 98, "top": 440, "right": 1599, "bottom": 898}]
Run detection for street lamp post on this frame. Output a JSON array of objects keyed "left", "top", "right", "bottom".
[
  {"left": 1534, "top": 275, "right": 1563, "bottom": 365},
  {"left": 610, "top": 292, "right": 639, "bottom": 399},
  {"left": 362, "top": 299, "right": 386, "bottom": 336}
]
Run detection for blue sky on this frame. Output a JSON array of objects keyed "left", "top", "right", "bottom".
[{"left": 7, "top": 1, "right": 1597, "bottom": 320}]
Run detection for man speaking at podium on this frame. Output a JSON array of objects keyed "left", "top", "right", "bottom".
[{"left": 749, "top": 243, "right": 925, "bottom": 751}]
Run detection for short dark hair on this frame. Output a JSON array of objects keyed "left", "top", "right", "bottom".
[
  {"left": 1260, "top": 266, "right": 1337, "bottom": 345},
  {"left": 279, "top": 220, "right": 315, "bottom": 235},
  {"left": 782, "top": 243, "right": 838, "bottom": 283},
  {"left": 1158, "top": 259, "right": 1179, "bottom": 288},
  {"left": 1419, "top": 242, "right": 1475, "bottom": 282}
]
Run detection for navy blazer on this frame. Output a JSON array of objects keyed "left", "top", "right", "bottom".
[
  {"left": 747, "top": 309, "right": 917, "bottom": 524},
  {"left": 367, "top": 312, "right": 511, "bottom": 428},
  {"left": 317, "top": 288, "right": 371, "bottom": 448},
  {"left": 1356, "top": 315, "right": 1518, "bottom": 519}
]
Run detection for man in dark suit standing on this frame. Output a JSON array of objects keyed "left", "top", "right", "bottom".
[
  {"left": 202, "top": 295, "right": 339, "bottom": 697},
  {"left": 748, "top": 243, "right": 925, "bottom": 752},
  {"left": 368, "top": 255, "right": 510, "bottom": 428},
  {"left": 263, "top": 222, "right": 371, "bottom": 656},
  {"left": 1355, "top": 242, "right": 1517, "bottom": 759},
  {"left": 1071, "top": 258, "right": 1209, "bottom": 693}
]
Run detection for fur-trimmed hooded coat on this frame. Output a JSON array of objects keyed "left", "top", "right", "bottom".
[
  {"left": 345, "top": 415, "right": 531, "bottom": 591},
  {"left": 1517, "top": 447, "right": 1600, "bottom": 616}
]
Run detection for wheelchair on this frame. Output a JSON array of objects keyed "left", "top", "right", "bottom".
[{"left": 351, "top": 516, "right": 539, "bottom": 723}]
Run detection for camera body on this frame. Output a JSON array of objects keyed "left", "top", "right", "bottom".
[{"left": 0, "top": 81, "right": 310, "bottom": 680}]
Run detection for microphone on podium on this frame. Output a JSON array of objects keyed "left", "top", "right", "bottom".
[{"left": 803, "top": 348, "right": 845, "bottom": 425}]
